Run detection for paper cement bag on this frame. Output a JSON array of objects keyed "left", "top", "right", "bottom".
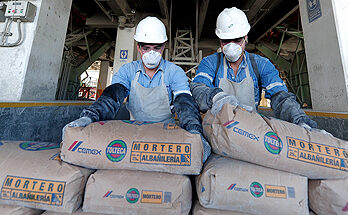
[
  {"left": 193, "top": 201, "right": 252, "bottom": 215},
  {"left": 0, "top": 204, "right": 43, "bottom": 215},
  {"left": 42, "top": 208, "right": 106, "bottom": 215},
  {"left": 61, "top": 120, "right": 203, "bottom": 175},
  {"left": 196, "top": 155, "right": 308, "bottom": 215},
  {"left": 0, "top": 141, "right": 93, "bottom": 213},
  {"left": 309, "top": 178, "right": 348, "bottom": 215},
  {"left": 203, "top": 104, "right": 348, "bottom": 179},
  {"left": 83, "top": 169, "right": 192, "bottom": 215}
]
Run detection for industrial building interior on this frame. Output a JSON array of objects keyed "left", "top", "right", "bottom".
[{"left": 57, "top": 0, "right": 305, "bottom": 104}]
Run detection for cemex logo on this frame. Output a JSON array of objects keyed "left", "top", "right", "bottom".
[
  {"left": 68, "top": 141, "right": 101, "bottom": 155},
  {"left": 223, "top": 120, "right": 259, "bottom": 141},
  {"left": 227, "top": 184, "right": 248, "bottom": 192},
  {"left": 103, "top": 191, "right": 124, "bottom": 199}
]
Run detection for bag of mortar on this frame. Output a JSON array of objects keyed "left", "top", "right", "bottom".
[
  {"left": 83, "top": 169, "right": 192, "bottom": 215},
  {"left": 0, "top": 204, "right": 43, "bottom": 215},
  {"left": 61, "top": 120, "right": 203, "bottom": 175},
  {"left": 309, "top": 178, "right": 348, "bottom": 215},
  {"left": 196, "top": 155, "right": 308, "bottom": 215},
  {"left": 0, "top": 141, "right": 93, "bottom": 213},
  {"left": 193, "top": 201, "right": 252, "bottom": 215},
  {"left": 203, "top": 104, "right": 348, "bottom": 179}
]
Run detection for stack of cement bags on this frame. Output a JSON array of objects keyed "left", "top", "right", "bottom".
[
  {"left": 198, "top": 103, "right": 348, "bottom": 215},
  {"left": 0, "top": 204, "right": 43, "bottom": 215},
  {"left": 61, "top": 120, "right": 204, "bottom": 214},
  {"left": 0, "top": 141, "right": 93, "bottom": 214}
]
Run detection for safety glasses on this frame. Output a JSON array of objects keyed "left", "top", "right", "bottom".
[
  {"left": 220, "top": 37, "right": 245, "bottom": 45},
  {"left": 138, "top": 43, "right": 165, "bottom": 53}
]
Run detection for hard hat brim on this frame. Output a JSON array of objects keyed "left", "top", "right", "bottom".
[
  {"left": 215, "top": 27, "right": 250, "bottom": 40},
  {"left": 134, "top": 35, "right": 168, "bottom": 43}
]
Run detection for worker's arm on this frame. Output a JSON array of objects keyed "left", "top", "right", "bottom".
[
  {"left": 62, "top": 83, "right": 128, "bottom": 139},
  {"left": 271, "top": 91, "right": 318, "bottom": 128},
  {"left": 170, "top": 65, "right": 211, "bottom": 162},
  {"left": 65, "top": 63, "right": 131, "bottom": 128},
  {"left": 173, "top": 92, "right": 211, "bottom": 162},
  {"left": 80, "top": 83, "right": 128, "bottom": 122},
  {"left": 190, "top": 82, "right": 223, "bottom": 113},
  {"left": 191, "top": 55, "right": 223, "bottom": 112},
  {"left": 78, "top": 61, "right": 132, "bottom": 123},
  {"left": 253, "top": 55, "right": 317, "bottom": 128},
  {"left": 173, "top": 92, "right": 202, "bottom": 132}
]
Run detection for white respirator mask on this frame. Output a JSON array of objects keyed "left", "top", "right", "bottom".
[
  {"left": 142, "top": 50, "right": 162, "bottom": 69},
  {"left": 223, "top": 39, "right": 245, "bottom": 62}
]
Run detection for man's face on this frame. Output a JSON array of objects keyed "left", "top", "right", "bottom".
[
  {"left": 219, "top": 36, "right": 247, "bottom": 51},
  {"left": 137, "top": 43, "right": 165, "bottom": 57}
]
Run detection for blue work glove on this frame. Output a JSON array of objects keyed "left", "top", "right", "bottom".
[
  {"left": 299, "top": 123, "right": 333, "bottom": 137},
  {"left": 189, "top": 129, "right": 211, "bottom": 163},
  {"left": 62, "top": 117, "right": 92, "bottom": 140},
  {"left": 211, "top": 92, "right": 253, "bottom": 116}
]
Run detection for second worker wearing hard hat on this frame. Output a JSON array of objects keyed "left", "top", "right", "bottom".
[
  {"left": 64, "top": 16, "right": 211, "bottom": 161},
  {"left": 191, "top": 7, "right": 318, "bottom": 129}
]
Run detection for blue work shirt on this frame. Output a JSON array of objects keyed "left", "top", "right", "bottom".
[
  {"left": 193, "top": 51, "right": 288, "bottom": 105},
  {"left": 112, "top": 58, "right": 191, "bottom": 105}
]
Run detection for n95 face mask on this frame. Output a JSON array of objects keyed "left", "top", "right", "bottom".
[
  {"left": 142, "top": 50, "right": 162, "bottom": 69},
  {"left": 223, "top": 42, "right": 243, "bottom": 62}
]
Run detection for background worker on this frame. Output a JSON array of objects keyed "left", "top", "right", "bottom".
[
  {"left": 64, "top": 16, "right": 211, "bottom": 161},
  {"left": 190, "top": 7, "right": 318, "bottom": 130}
]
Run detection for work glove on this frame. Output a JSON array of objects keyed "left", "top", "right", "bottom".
[
  {"left": 295, "top": 115, "right": 318, "bottom": 128},
  {"left": 211, "top": 92, "right": 253, "bottom": 116},
  {"left": 66, "top": 116, "right": 92, "bottom": 128},
  {"left": 62, "top": 117, "right": 92, "bottom": 140},
  {"left": 299, "top": 123, "right": 333, "bottom": 136},
  {"left": 271, "top": 91, "right": 319, "bottom": 128},
  {"left": 188, "top": 129, "right": 211, "bottom": 163}
]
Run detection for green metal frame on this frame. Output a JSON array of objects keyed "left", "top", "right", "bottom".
[
  {"left": 65, "top": 42, "right": 112, "bottom": 100},
  {"left": 256, "top": 26, "right": 312, "bottom": 107}
]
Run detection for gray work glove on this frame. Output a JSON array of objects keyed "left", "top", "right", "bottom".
[
  {"left": 211, "top": 92, "right": 253, "bottom": 116},
  {"left": 66, "top": 116, "right": 92, "bottom": 127},
  {"left": 188, "top": 129, "right": 211, "bottom": 163},
  {"left": 271, "top": 91, "right": 318, "bottom": 128},
  {"left": 62, "top": 117, "right": 92, "bottom": 140},
  {"left": 299, "top": 123, "right": 333, "bottom": 137}
]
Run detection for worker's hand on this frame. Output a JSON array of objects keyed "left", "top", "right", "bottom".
[
  {"left": 188, "top": 129, "right": 211, "bottom": 163},
  {"left": 211, "top": 92, "right": 253, "bottom": 115},
  {"left": 62, "top": 117, "right": 92, "bottom": 140},
  {"left": 296, "top": 115, "right": 318, "bottom": 129},
  {"left": 66, "top": 117, "right": 93, "bottom": 128},
  {"left": 299, "top": 123, "right": 333, "bottom": 137}
]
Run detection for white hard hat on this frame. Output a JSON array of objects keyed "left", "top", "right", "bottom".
[
  {"left": 134, "top": 16, "right": 168, "bottom": 43},
  {"left": 215, "top": 7, "right": 251, "bottom": 39}
]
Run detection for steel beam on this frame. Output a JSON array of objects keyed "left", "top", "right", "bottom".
[
  {"left": 107, "top": 0, "right": 131, "bottom": 16},
  {"left": 248, "top": 0, "right": 299, "bottom": 43},
  {"left": 247, "top": 0, "right": 268, "bottom": 21},
  {"left": 198, "top": 0, "right": 209, "bottom": 40},
  {"left": 158, "top": 0, "right": 169, "bottom": 20},
  {"left": 71, "top": 42, "right": 112, "bottom": 80},
  {"left": 256, "top": 42, "right": 291, "bottom": 72},
  {"left": 114, "top": 0, "right": 131, "bottom": 15}
]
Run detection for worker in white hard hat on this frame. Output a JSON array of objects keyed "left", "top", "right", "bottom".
[
  {"left": 191, "top": 7, "right": 319, "bottom": 130},
  {"left": 64, "top": 16, "right": 211, "bottom": 161}
]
